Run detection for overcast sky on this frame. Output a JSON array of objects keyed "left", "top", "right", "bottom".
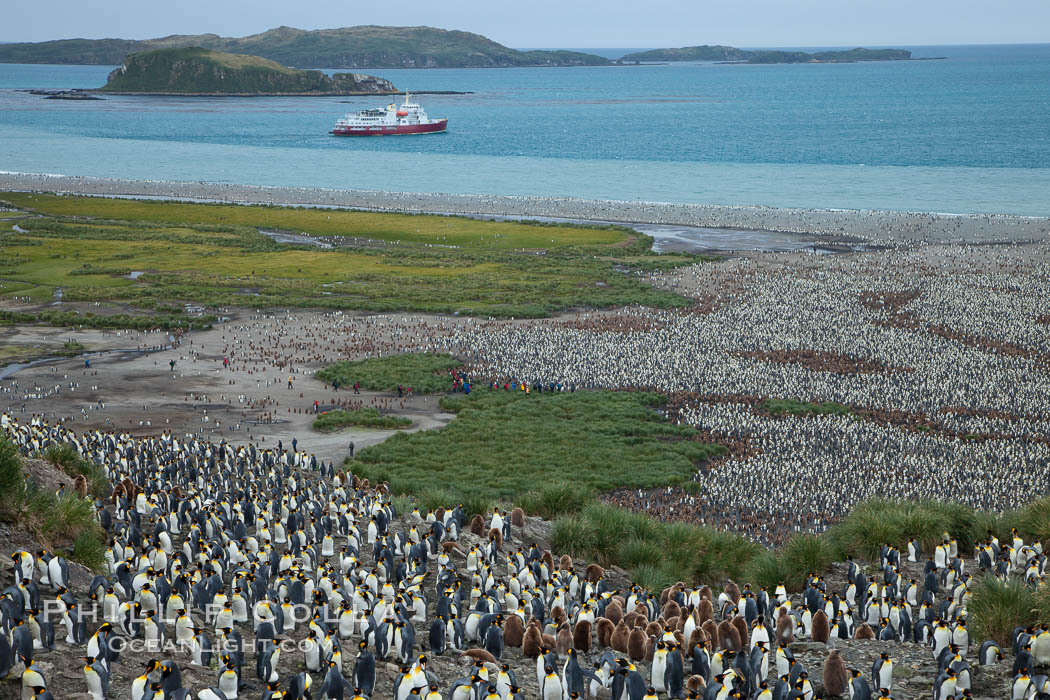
[{"left": 5, "top": 0, "right": 1049, "bottom": 47}]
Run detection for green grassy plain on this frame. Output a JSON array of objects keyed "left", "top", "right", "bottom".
[
  {"left": 314, "top": 408, "right": 412, "bottom": 431},
  {"left": 317, "top": 353, "right": 461, "bottom": 394},
  {"left": 2, "top": 193, "right": 629, "bottom": 249},
  {"left": 348, "top": 390, "right": 727, "bottom": 504},
  {"left": 0, "top": 193, "right": 695, "bottom": 318}
]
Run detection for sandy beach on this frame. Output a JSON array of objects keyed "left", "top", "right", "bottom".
[{"left": 2, "top": 171, "right": 1048, "bottom": 245}]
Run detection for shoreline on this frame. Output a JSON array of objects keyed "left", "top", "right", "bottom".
[{"left": 2, "top": 171, "right": 1048, "bottom": 245}]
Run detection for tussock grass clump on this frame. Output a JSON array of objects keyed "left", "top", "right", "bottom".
[
  {"left": 42, "top": 442, "right": 109, "bottom": 498},
  {"left": 0, "top": 436, "right": 106, "bottom": 571},
  {"left": 516, "top": 483, "right": 592, "bottom": 520},
  {"left": 617, "top": 537, "right": 663, "bottom": 570},
  {"left": 1019, "top": 497, "right": 1050, "bottom": 545},
  {"left": 631, "top": 563, "right": 681, "bottom": 593},
  {"left": 70, "top": 530, "right": 106, "bottom": 572},
  {"left": 415, "top": 488, "right": 457, "bottom": 514},
  {"left": 782, "top": 534, "right": 835, "bottom": 581},
  {"left": 353, "top": 390, "right": 725, "bottom": 508},
  {"left": 390, "top": 495, "right": 415, "bottom": 517},
  {"left": 554, "top": 502, "right": 760, "bottom": 587},
  {"left": 462, "top": 493, "right": 496, "bottom": 520},
  {"left": 0, "top": 437, "right": 24, "bottom": 507},
  {"left": 970, "top": 576, "right": 1044, "bottom": 647},
  {"left": 744, "top": 551, "right": 791, "bottom": 592},
  {"left": 580, "top": 502, "right": 660, "bottom": 567},
  {"left": 318, "top": 353, "right": 461, "bottom": 395},
  {"left": 746, "top": 534, "right": 838, "bottom": 592},
  {"left": 313, "top": 408, "right": 412, "bottom": 432},
  {"left": 551, "top": 515, "right": 595, "bottom": 558},
  {"left": 974, "top": 509, "right": 1022, "bottom": 546},
  {"left": 826, "top": 498, "right": 982, "bottom": 560}
]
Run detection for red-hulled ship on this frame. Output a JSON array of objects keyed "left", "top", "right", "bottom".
[{"left": 331, "top": 93, "right": 448, "bottom": 136}]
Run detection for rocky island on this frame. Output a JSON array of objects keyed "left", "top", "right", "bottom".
[
  {"left": 621, "top": 45, "right": 915, "bottom": 63},
  {"left": 0, "top": 24, "right": 612, "bottom": 68},
  {"left": 98, "top": 47, "right": 397, "bottom": 95}
]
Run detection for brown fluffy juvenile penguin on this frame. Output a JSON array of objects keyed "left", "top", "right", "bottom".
[
  {"left": 510, "top": 507, "right": 524, "bottom": 527},
  {"left": 732, "top": 615, "right": 749, "bottom": 650},
  {"left": 585, "top": 564, "right": 605, "bottom": 582},
  {"left": 556, "top": 625, "right": 574, "bottom": 658},
  {"left": 604, "top": 601, "right": 624, "bottom": 626},
  {"left": 596, "top": 618, "right": 615, "bottom": 648},
  {"left": 559, "top": 554, "right": 574, "bottom": 572},
  {"left": 723, "top": 582, "right": 741, "bottom": 606},
  {"left": 469, "top": 515, "right": 485, "bottom": 536},
  {"left": 573, "top": 620, "right": 592, "bottom": 653},
  {"left": 628, "top": 627, "right": 648, "bottom": 661},
  {"left": 702, "top": 620, "right": 720, "bottom": 649},
  {"left": 611, "top": 621, "right": 630, "bottom": 652},
  {"left": 488, "top": 529, "right": 503, "bottom": 550},
  {"left": 503, "top": 615, "right": 524, "bottom": 648},
  {"left": 822, "top": 650, "right": 849, "bottom": 697},
  {"left": 726, "top": 621, "right": 743, "bottom": 654},
  {"left": 522, "top": 622, "right": 543, "bottom": 658},
  {"left": 853, "top": 623, "right": 875, "bottom": 640},
  {"left": 775, "top": 609, "right": 795, "bottom": 644},
  {"left": 462, "top": 648, "right": 497, "bottom": 664},
  {"left": 686, "top": 676, "right": 707, "bottom": 694},
  {"left": 811, "top": 610, "right": 830, "bottom": 643},
  {"left": 662, "top": 600, "right": 682, "bottom": 621},
  {"left": 646, "top": 635, "right": 658, "bottom": 662},
  {"left": 713, "top": 621, "right": 730, "bottom": 654},
  {"left": 697, "top": 599, "right": 714, "bottom": 625},
  {"left": 688, "top": 627, "right": 708, "bottom": 652}
]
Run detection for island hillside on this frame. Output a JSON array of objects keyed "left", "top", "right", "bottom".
[
  {"left": 98, "top": 47, "right": 396, "bottom": 95},
  {"left": 0, "top": 25, "right": 612, "bottom": 68},
  {"left": 619, "top": 45, "right": 751, "bottom": 62},
  {"left": 621, "top": 45, "right": 912, "bottom": 63}
]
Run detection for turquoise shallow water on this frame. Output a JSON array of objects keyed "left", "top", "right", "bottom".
[{"left": 1, "top": 44, "right": 1049, "bottom": 214}]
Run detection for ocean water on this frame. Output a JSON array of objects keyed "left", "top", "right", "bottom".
[{"left": 1, "top": 44, "right": 1049, "bottom": 215}]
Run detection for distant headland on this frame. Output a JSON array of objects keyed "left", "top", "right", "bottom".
[
  {"left": 621, "top": 46, "right": 922, "bottom": 64},
  {"left": 0, "top": 25, "right": 613, "bottom": 69}
]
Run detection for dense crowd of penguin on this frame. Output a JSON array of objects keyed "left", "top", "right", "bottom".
[
  {"left": 1, "top": 414, "right": 1049, "bottom": 700},
  {"left": 432, "top": 244, "right": 1050, "bottom": 541}
]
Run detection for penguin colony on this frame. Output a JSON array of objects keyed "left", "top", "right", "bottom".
[
  {"left": 2, "top": 415, "right": 1050, "bottom": 700},
  {"left": 431, "top": 243, "right": 1050, "bottom": 544}
]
